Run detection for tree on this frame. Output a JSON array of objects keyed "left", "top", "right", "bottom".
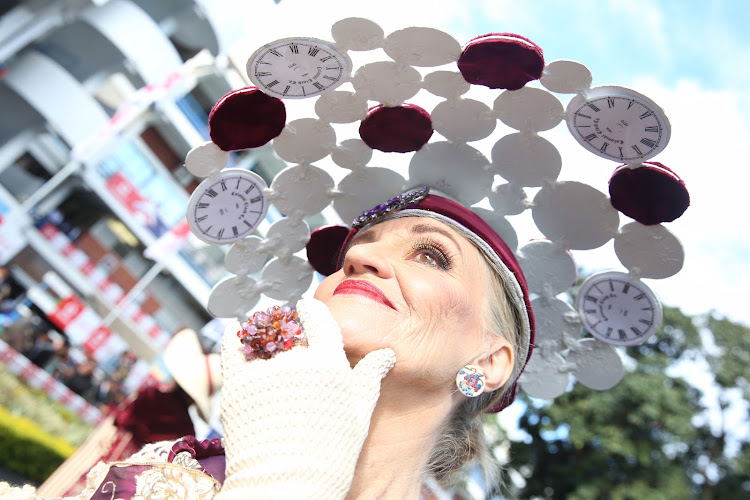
[{"left": 492, "top": 307, "right": 750, "bottom": 500}]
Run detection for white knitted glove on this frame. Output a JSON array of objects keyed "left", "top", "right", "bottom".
[{"left": 216, "top": 297, "right": 396, "bottom": 500}]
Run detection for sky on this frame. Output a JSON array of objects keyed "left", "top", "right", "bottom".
[{"left": 227, "top": 0, "right": 750, "bottom": 328}]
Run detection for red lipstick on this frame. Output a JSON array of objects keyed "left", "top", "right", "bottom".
[{"left": 333, "top": 280, "right": 396, "bottom": 310}]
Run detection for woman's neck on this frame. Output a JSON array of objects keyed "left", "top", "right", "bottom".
[{"left": 346, "top": 390, "right": 453, "bottom": 499}]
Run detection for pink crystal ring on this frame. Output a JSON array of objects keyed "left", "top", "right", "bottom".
[{"left": 237, "top": 305, "right": 307, "bottom": 361}]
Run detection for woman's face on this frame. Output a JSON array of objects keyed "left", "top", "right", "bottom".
[{"left": 314, "top": 217, "right": 496, "bottom": 395}]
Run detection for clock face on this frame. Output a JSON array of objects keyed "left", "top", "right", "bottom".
[
  {"left": 247, "top": 37, "right": 351, "bottom": 99},
  {"left": 187, "top": 169, "right": 269, "bottom": 245},
  {"left": 566, "top": 86, "right": 671, "bottom": 162},
  {"left": 576, "top": 271, "right": 662, "bottom": 347}
]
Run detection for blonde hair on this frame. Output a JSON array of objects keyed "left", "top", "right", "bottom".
[{"left": 425, "top": 256, "right": 526, "bottom": 488}]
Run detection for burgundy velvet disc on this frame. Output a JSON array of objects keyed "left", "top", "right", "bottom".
[
  {"left": 359, "top": 104, "right": 433, "bottom": 153},
  {"left": 209, "top": 87, "right": 286, "bottom": 151},
  {"left": 609, "top": 162, "right": 690, "bottom": 225},
  {"left": 457, "top": 33, "right": 544, "bottom": 90},
  {"left": 306, "top": 225, "right": 351, "bottom": 276}
]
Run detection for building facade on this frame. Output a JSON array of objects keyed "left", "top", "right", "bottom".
[{"left": 0, "top": 0, "right": 288, "bottom": 401}]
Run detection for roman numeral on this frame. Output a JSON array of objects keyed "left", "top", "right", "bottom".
[
  {"left": 320, "top": 55, "right": 333, "bottom": 62},
  {"left": 197, "top": 203, "right": 209, "bottom": 209},
  {"left": 283, "top": 85, "right": 290, "bottom": 96},
  {"left": 584, "top": 133, "right": 597, "bottom": 142},
  {"left": 622, "top": 283, "right": 630, "bottom": 294},
  {"left": 642, "top": 306, "right": 654, "bottom": 311},
  {"left": 607, "top": 97, "right": 615, "bottom": 108},
  {"left": 631, "top": 326, "right": 643, "bottom": 336},
  {"left": 206, "top": 189, "right": 217, "bottom": 198},
  {"left": 618, "top": 147, "right": 624, "bottom": 158},
  {"left": 267, "top": 80, "right": 279, "bottom": 88},
  {"left": 308, "top": 46, "right": 320, "bottom": 57},
  {"left": 245, "top": 185, "right": 255, "bottom": 194},
  {"left": 217, "top": 228, "right": 225, "bottom": 238},
  {"left": 632, "top": 144, "right": 643, "bottom": 156},
  {"left": 588, "top": 103, "right": 601, "bottom": 112},
  {"left": 639, "top": 110, "right": 653, "bottom": 119},
  {"left": 634, "top": 293, "right": 646, "bottom": 300},
  {"left": 196, "top": 215, "right": 207, "bottom": 222},
  {"left": 256, "top": 71, "right": 271, "bottom": 77},
  {"left": 618, "top": 329, "right": 627, "bottom": 340},
  {"left": 243, "top": 220, "right": 253, "bottom": 228},
  {"left": 585, "top": 295, "right": 598, "bottom": 303},
  {"left": 627, "top": 100, "right": 635, "bottom": 110},
  {"left": 236, "top": 178, "right": 241, "bottom": 189},
  {"left": 325, "top": 66, "right": 341, "bottom": 71},
  {"left": 232, "top": 226, "right": 238, "bottom": 236},
  {"left": 322, "top": 75, "right": 337, "bottom": 80},
  {"left": 639, "top": 318, "right": 653, "bottom": 326},
  {"left": 599, "top": 142, "right": 609, "bottom": 153},
  {"left": 577, "top": 113, "right": 592, "bottom": 119},
  {"left": 313, "top": 82, "right": 324, "bottom": 90},
  {"left": 250, "top": 195, "right": 263, "bottom": 204},
  {"left": 606, "top": 327, "right": 613, "bottom": 337},
  {"left": 221, "top": 181, "right": 227, "bottom": 191},
  {"left": 269, "top": 49, "right": 282, "bottom": 57},
  {"left": 640, "top": 138, "right": 657, "bottom": 148},
  {"left": 584, "top": 309, "right": 597, "bottom": 314},
  {"left": 609, "top": 280, "right": 614, "bottom": 291},
  {"left": 289, "top": 44, "right": 298, "bottom": 54},
  {"left": 645, "top": 126, "right": 660, "bottom": 133}
]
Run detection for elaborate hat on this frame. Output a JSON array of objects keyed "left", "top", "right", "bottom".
[{"left": 182, "top": 18, "right": 689, "bottom": 408}]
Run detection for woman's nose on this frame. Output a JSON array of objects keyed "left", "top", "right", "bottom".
[{"left": 342, "top": 242, "right": 395, "bottom": 278}]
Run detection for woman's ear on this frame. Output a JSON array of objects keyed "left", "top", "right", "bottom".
[{"left": 475, "top": 338, "right": 514, "bottom": 392}]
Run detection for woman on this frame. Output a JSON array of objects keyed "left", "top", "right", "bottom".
[
  {"left": 215, "top": 188, "right": 533, "bottom": 499},
  {"left": 0, "top": 190, "right": 531, "bottom": 500}
]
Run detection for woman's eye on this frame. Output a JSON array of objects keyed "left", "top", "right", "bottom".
[{"left": 411, "top": 242, "right": 452, "bottom": 270}]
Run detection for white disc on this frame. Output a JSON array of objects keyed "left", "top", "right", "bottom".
[
  {"left": 409, "top": 141, "right": 493, "bottom": 205},
  {"left": 270, "top": 164, "right": 334, "bottom": 217},
  {"left": 614, "top": 222, "right": 684, "bottom": 279},
  {"left": 265, "top": 217, "right": 311, "bottom": 259},
  {"left": 530, "top": 297, "right": 581, "bottom": 352},
  {"left": 422, "top": 71, "right": 471, "bottom": 99},
  {"left": 384, "top": 27, "right": 461, "bottom": 67},
  {"left": 568, "top": 338, "right": 624, "bottom": 391},
  {"left": 331, "top": 139, "right": 373, "bottom": 169},
  {"left": 517, "top": 240, "right": 577, "bottom": 296},
  {"left": 314, "top": 90, "right": 368, "bottom": 124},
  {"left": 431, "top": 98, "right": 496, "bottom": 143},
  {"left": 532, "top": 181, "right": 619, "bottom": 250},
  {"left": 352, "top": 61, "right": 422, "bottom": 106},
  {"left": 185, "top": 141, "right": 228, "bottom": 177},
  {"left": 519, "top": 352, "right": 570, "bottom": 399},
  {"left": 488, "top": 183, "right": 529, "bottom": 216},
  {"left": 471, "top": 208, "right": 518, "bottom": 253},
  {"left": 260, "top": 256, "right": 313, "bottom": 302},
  {"left": 208, "top": 275, "right": 260, "bottom": 318},
  {"left": 494, "top": 87, "right": 564, "bottom": 132},
  {"left": 491, "top": 133, "right": 562, "bottom": 187},
  {"left": 225, "top": 236, "right": 266, "bottom": 275},
  {"left": 334, "top": 167, "right": 406, "bottom": 224},
  {"left": 273, "top": 118, "right": 336, "bottom": 164},
  {"left": 331, "top": 17, "right": 384, "bottom": 51},
  {"left": 540, "top": 60, "right": 593, "bottom": 94}
]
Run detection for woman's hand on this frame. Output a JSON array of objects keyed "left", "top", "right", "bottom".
[{"left": 216, "top": 297, "right": 396, "bottom": 500}]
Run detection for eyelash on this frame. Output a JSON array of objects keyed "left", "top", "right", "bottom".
[{"left": 411, "top": 238, "right": 453, "bottom": 270}]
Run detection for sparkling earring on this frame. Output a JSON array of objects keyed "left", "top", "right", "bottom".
[{"left": 456, "top": 365, "right": 486, "bottom": 397}]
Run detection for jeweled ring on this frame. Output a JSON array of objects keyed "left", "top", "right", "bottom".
[{"left": 237, "top": 305, "right": 307, "bottom": 361}]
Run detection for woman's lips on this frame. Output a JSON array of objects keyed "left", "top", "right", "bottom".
[{"left": 333, "top": 280, "right": 396, "bottom": 310}]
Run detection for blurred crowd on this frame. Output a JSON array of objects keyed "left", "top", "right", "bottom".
[{"left": 2, "top": 315, "right": 136, "bottom": 415}]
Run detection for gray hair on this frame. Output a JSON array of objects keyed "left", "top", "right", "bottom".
[{"left": 425, "top": 254, "right": 526, "bottom": 488}]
